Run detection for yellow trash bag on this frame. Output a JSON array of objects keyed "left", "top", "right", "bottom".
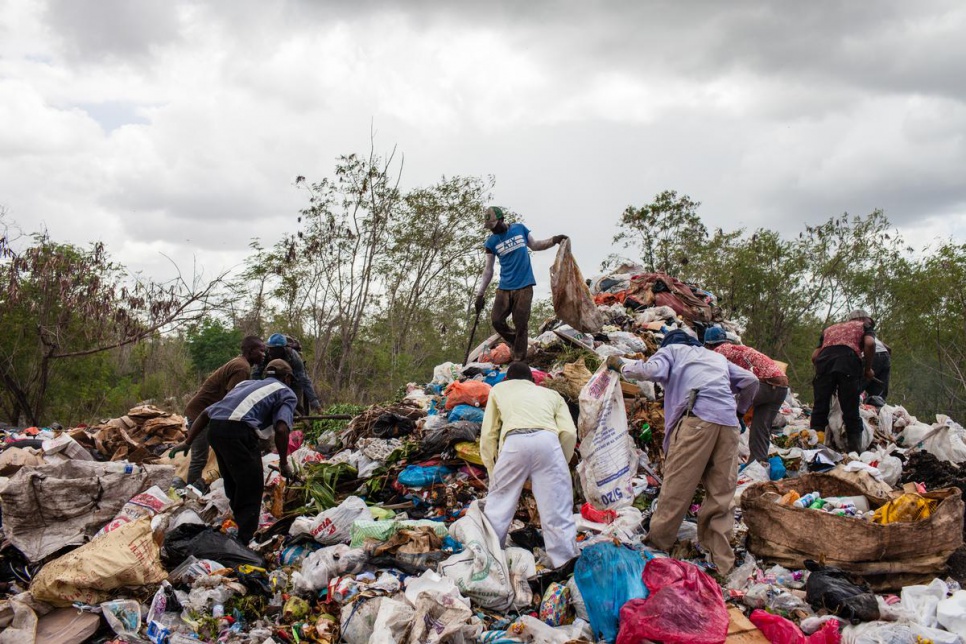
[
  {"left": 872, "top": 493, "right": 937, "bottom": 525},
  {"left": 454, "top": 441, "right": 484, "bottom": 466}
]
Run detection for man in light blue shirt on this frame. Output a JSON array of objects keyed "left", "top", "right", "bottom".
[
  {"left": 608, "top": 330, "right": 758, "bottom": 573},
  {"left": 475, "top": 206, "right": 567, "bottom": 361}
]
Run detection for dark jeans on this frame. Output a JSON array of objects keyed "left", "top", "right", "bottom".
[
  {"left": 749, "top": 383, "right": 789, "bottom": 463},
  {"left": 186, "top": 419, "right": 210, "bottom": 486},
  {"left": 811, "top": 367, "right": 863, "bottom": 451},
  {"left": 863, "top": 352, "right": 891, "bottom": 399},
  {"left": 492, "top": 286, "right": 533, "bottom": 362},
  {"left": 208, "top": 419, "right": 264, "bottom": 543}
]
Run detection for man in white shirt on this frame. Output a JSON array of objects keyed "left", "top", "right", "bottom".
[{"left": 480, "top": 361, "right": 578, "bottom": 567}]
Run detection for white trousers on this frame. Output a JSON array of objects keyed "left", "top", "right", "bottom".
[{"left": 483, "top": 431, "right": 578, "bottom": 568}]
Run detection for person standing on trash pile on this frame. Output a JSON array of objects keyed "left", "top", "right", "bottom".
[
  {"left": 180, "top": 335, "right": 266, "bottom": 490},
  {"left": 253, "top": 333, "right": 322, "bottom": 415},
  {"left": 703, "top": 327, "right": 789, "bottom": 465},
  {"left": 474, "top": 206, "right": 568, "bottom": 362},
  {"left": 480, "top": 360, "right": 579, "bottom": 568},
  {"left": 170, "top": 359, "right": 297, "bottom": 544},
  {"left": 862, "top": 337, "right": 891, "bottom": 406},
  {"left": 810, "top": 309, "right": 876, "bottom": 453},
  {"left": 607, "top": 330, "right": 758, "bottom": 574}
]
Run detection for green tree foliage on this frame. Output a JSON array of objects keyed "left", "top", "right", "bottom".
[
  {"left": 240, "top": 147, "right": 492, "bottom": 402},
  {"left": 186, "top": 319, "right": 242, "bottom": 378},
  {"left": 0, "top": 221, "right": 221, "bottom": 425},
  {"left": 612, "top": 190, "right": 708, "bottom": 275}
]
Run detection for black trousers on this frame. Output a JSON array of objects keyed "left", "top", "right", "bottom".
[
  {"left": 810, "top": 369, "right": 863, "bottom": 449},
  {"left": 208, "top": 419, "right": 264, "bottom": 543},
  {"left": 491, "top": 286, "right": 533, "bottom": 362}
]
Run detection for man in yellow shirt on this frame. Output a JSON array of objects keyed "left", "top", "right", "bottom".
[{"left": 480, "top": 361, "right": 578, "bottom": 568}]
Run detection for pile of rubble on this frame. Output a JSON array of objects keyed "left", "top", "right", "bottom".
[{"left": 2, "top": 264, "right": 966, "bottom": 643}]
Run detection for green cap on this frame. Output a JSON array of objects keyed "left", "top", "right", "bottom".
[{"left": 484, "top": 206, "right": 505, "bottom": 230}]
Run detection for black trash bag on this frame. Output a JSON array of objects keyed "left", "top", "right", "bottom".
[
  {"left": 509, "top": 526, "right": 545, "bottom": 551},
  {"left": 368, "top": 551, "right": 448, "bottom": 575},
  {"left": 804, "top": 560, "right": 880, "bottom": 622},
  {"left": 419, "top": 421, "right": 480, "bottom": 455},
  {"left": 372, "top": 413, "right": 416, "bottom": 439},
  {"left": 163, "top": 525, "right": 266, "bottom": 569}
]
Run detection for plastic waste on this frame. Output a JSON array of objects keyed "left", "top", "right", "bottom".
[
  {"left": 804, "top": 562, "right": 880, "bottom": 622},
  {"left": 443, "top": 380, "right": 491, "bottom": 410},
  {"left": 750, "top": 609, "right": 841, "bottom": 644},
  {"left": 616, "top": 558, "right": 729, "bottom": 644},
  {"left": 574, "top": 542, "right": 649, "bottom": 643},
  {"left": 289, "top": 495, "right": 373, "bottom": 544},
  {"left": 769, "top": 456, "right": 787, "bottom": 481},
  {"left": 397, "top": 464, "right": 454, "bottom": 488},
  {"left": 162, "top": 524, "right": 266, "bottom": 568},
  {"left": 726, "top": 554, "right": 758, "bottom": 591},
  {"left": 937, "top": 589, "right": 966, "bottom": 639},
  {"left": 539, "top": 582, "right": 571, "bottom": 627},
  {"left": 101, "top": 600, "right": 142, "bottom": 636},
  {"left": 291, "top": 544, "right": 368, "bottom": 593},
  {"left": 794, "top": 492, "right": 822, "bottom": 509},
  {"left": 580, "top": 502, "right": 618, "bottom": 525},
  {"left": 872, "top": 493, "right": 937, "bottom": 524},
  {"left": 842, "top": 620, "right": 962, "bottom": 644},
  {"left": 448, "top": 404, "right": 485, "bottom": 423},
  {"left": 899, "top": 578, "right": 948, "bottom": 629}
]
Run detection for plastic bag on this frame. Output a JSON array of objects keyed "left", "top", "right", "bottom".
[
  {"left": 871, "top": 493, "right": 936, "bottom": 524},
  {"left": 292, "top": 544, "right": 368, "bottom": 593},
  {"left": 550, "top": 238, "right": 605, "bottom": 333},
  {"left": 899, "top": 578, "right": 948, "bottom": 628},
  {"left": 101, "top": 599, "right": 142, "bottom": 636},
  {"left": 617, "top": 558, "right": 728, "bottom": 644},
  {"left": 574, "top": 542, "right": 648, "bottom": 643},
  {"left": 481, "top": 343, "right": 513, "bottom": 365},
  {"left": 419, "top": 421, "right": 480, "bottom": 456},
  {"left": 397, "top": 465, "right": 453, "bottom": 488},
  {"left": 448, "top": 404, "right": 485, "bottom": 423},
  {"left": 842, "top": 620, "right": 962, "bottom": 644},
  {"left": 432, "top": 362, "right": 462, "bottom": 385},
  {"left": 938, "top": 589, "right": 966, "bottom": 639},
  {"left": 289, "top": 496, "right": 373, "bottom": 545},
  {"left": 162, "top": 524, "right": 266, "bottom": 569},
  {"left": 438, "top": 501, "right": 514, "bottom": 611},
  {"left": 30, "top": 516, "right": 167, "bottom": 607},
  {"left": 804, "top": 562, "right": 880, "bottom": 622},
  {"left": 539, "top": 582, "right": 572, "bottom": 627},
  {"left": 726, "top": 554, "right": 758, "bottom": 591},
  {"left": 576, "top": 366, "right": 637, "bottom": 510},
  {"left": 371, "top": 413, "right": 417, "bottom": 439},
  {"left": 506, "top": 547, "right": 537, "bottom": 611},
  {"left": 444, "top": 380, "right": 491, "bottom": 410},
  {"left": 750, "top": 609, "right": 841, "bottom": 644}
]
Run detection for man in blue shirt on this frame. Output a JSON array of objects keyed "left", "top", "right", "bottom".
[
  {"left": 171, "top": 359, "right": 297, "bottom": 543},
  {"left": 608, "top": 330, "right": 758, "bottom": 574},
  {"left": 474, "top": 206, "right": 567, "bottom": 362}
]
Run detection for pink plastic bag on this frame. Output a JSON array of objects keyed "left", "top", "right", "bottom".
[
  {"left": 749, "top": 610, "right": 841, "bottom": 644},
  {"left": 616, "top": 558, "right": 728, "bottom": 644}
]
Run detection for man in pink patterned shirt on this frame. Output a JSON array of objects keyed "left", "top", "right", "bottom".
[{"left": 704, "top": 327, "right": 789, "bottom": 464}]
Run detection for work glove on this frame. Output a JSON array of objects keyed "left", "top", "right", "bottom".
[
  {"left": 474, "top": 295, "right": 485, "bottom": 313},
  {"left": 605, "top": 355, "right": 625, "bottom": 373},
  {"left": 552, "top": 235, "right": 569, "bottom": 245},
  {"left": 279, "top": 461, "right": 294, "bottom": 481},
  {"left": 168, "top": 442, "right": 190, "bottom": 458}
]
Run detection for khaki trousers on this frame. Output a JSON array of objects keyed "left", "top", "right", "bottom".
[{"left": 646, "top": 416, "right": 739, "bottom": 573}]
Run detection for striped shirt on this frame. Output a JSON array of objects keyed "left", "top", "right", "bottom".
[{"left": 206, "top": 378, "right": 297, "bottom": 439}]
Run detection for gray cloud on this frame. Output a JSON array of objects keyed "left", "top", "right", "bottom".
[{"left": 44, "top": 0, "right": 182, "bottom": 61}]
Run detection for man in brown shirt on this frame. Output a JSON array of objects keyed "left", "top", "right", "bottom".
[{"left": 180, "top": 335, "right": 266, "bottom": 487}]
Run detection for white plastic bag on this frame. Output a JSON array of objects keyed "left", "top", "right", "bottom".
[
  {"left": 938, "top": 590, "right": 966, "bottom": 639},
  {"left": 506, "top": 547, "right": 537, "bottom": 611},
  {"left": 842, "top": 620, "right": 962, "bottom": 644},
  {"left": 827, "top": 395, "right": 873, "bottom": 453},
  {"left": 438, "top": 501, "right": 514, "bottom": 611},
  {"left": 432, "top": 362, "right": 462, "bottom": 385},
  {"left": 900, "top": 578, "right": 949, "bottom": 628},
  {"left": 291, "top": 544, "right": 368, "bottom": 593},
  {"left": 576, "top": 366, "right": 637, "bottom": 510},
  {"left": 859, "top": 447, "right": 902, "bottom": 488},
  {"left": 290, "top": 496, "right": 373, "bottom": 545}
]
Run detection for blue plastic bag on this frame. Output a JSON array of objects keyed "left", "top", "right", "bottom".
[
  {"left": 483, "top": 370, "right": 506, "bottom": 387},
  {"left": 397, "top": 465, "right": 453, "bottom": 488},
  {"left": 448, "top": 404, "right": 485, "bottom": 423},
  {"left": 768, "top": 455, "right": 786, "bottom": 481},
  {"left": 574, "top": 542, "right": 649, "bottom": 643}
]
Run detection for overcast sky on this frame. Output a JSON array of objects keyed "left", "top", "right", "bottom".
[{"left": 2, "top": 0, "right": 966, "bottom": 294}]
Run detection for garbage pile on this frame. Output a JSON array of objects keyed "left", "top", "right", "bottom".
[{"left": 3, "top": 260, "right": 966, "bottom": 643}]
